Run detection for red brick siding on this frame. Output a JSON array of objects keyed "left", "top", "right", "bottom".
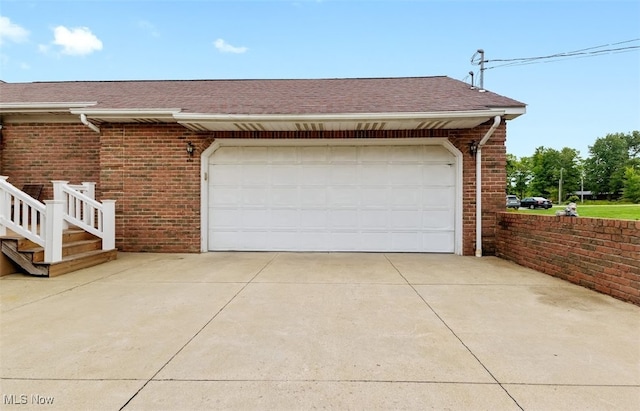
[
  {"left": 99, "top": 124, "right": 206, "bottom": 252},
  {"left": 450, "top": 122, "right": 507, "bottom": 256},
  {"left": 496, "top": 213, "right": 640, "bottom": 306},
  {"left": 0, "top": 124, "right": 101, "bottom": 199},
  {"left": 1, "top": 122, "right": 507, "bottom": 255}
]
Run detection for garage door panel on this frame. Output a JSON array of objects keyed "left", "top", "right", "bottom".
[
  {"left": 390, "top": 146, "right": 423, "bottom": 162},
  {"left": 242, "top": 209, "right": 269, "bottom": 228},
  {"left": 300, "top": 187, "right": 327, "bottom": 205},
  {"left": 360, "top": 146, "right": 389, "bottom": 162},
  {"left": 210, "top": 165, "right": 240, "bottom": 185},
  {"left": 296, "top": 232, "right": 331, "bottom": 249},
  {"left": 422, "top": 210, "right": 455, "bottom": 229},
  {"left": 243, "top": 147, "right": 269, "bottom": 163},
  {"left": 391, "top": 210, "right": 422, "bottom": 229},
  {"left": 361, "top": 188, "right": 389, "bottom": 206},
  {"left": 300, "top": 147, "right": 328, "bottom": 163},
  {"left": 271, "top": 209, "right": 299, "bottom": 228},
  {"left": 331, "top": 232, "right": 362, "bottom": 250},
  {"left": 329, "top": 187, "right": 359, "bottom": 205},
  {"left": 269, "top": 231, "right": 301, "bottom": 249},
  {"left": 300, "top": 209, "right": 327, "bottom": 228},
  {"left": 360, "top": 165, "right": 389, "bottom": 185},
  {"left": 271, "top": 166, "right": 299, "bottom": 185},
  {"left": 271, "top": 187, "right": 298, "bottom": 205},
  {"left": 422, "top": 187, "right": 455, "bottom": 207},
  {"left": 391, "top": 232, "right": 420, "bottom": 251},
  {"left": 423, "top": 164, "right": 456, "bottom": 185},
  {"left": 300, "top": 165, "right": 329, "bottom": 185},
  {"left": 391, "top": 187, "right": 421, "bottom": 206},
  {"left": 388, "top": 165, "right": 423, "bottom": 184},
  {"left": 210, "top": 208, "right": 240, "bottom": 228},
  {"left": 242, "top": 165, "right": 269, "bottom": 185},
  {"left": 329, "top": 209, "right": 359, "bottom": 228},
  {"left": 242, "top": 188, "right": 268, "bottom": 206},
  {"left": 423, "top": 232, "right": 455, "bottom": 253},
  {"left": 210, "top": 187, "right": 239, "bottom": 205},
  {"left": 330, "top": 165, "right": 357, "bottom": 185},
  {"left": 330, "top": 146, "right": 357, "bottom": 162},
  {"left": 359, "top": 210, "right": 389, "bottom": 229},
  {"left": 208, "top": 144, "right": 456, "bottom": 252},
  {"left": 269, "top": 146, "right": 297, "bottom": 163},
  {"left": 211, "top": 146, "right": 241, "bottom": 163}
]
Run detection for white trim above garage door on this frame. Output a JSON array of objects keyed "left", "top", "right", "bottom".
[{"left": 200, "top": 138, "right": 462, "bottom": 254}]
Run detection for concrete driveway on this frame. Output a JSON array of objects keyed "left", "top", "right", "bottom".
[{"left": 1, "top": 252, "right": 639, "bottom": 410}]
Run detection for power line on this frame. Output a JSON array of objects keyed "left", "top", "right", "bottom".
[
  {"left": 485, "top": 38, "right": 639, "bottom": 64},
  {"left": 485, "top": 47, "right": 639, "bottom": 70},
  {"left": 464, "top": 39, "right": 640, "bottom": 84}
]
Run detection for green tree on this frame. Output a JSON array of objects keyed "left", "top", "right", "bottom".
[
  {"left": 584, "top": 132, "right": 636, "bottom": 199},
  {"left": 529, "top": 146, "right": 581, "bottom": 202},
  {"left": 530, "top": 147, "right": 560, "bottom": 199},
  {"left": 622, "top": 167, "right": 640, "bottom": 203},
  {"left": 506, "top": 154, "right": 532, "bottom": 198}
]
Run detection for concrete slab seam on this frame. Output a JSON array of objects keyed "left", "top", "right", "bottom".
[
  {"left": 117, "top": 252, "right": 281, "bottom": 411},
  {"left": 382, "top": 253, "right": 525, "bottom": 410}
]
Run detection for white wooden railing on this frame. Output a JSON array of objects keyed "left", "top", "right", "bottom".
[
  {"left": 52, "top": 181, "right": 116, "bottom": 251},
  {"left": 0, "top": 177, "right": 115, "bottom": 263}
]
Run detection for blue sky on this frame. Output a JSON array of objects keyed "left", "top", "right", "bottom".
[{"left": 1, "top": 0, "right": 638, "bottom": 158}]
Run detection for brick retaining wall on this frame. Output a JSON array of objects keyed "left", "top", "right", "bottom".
[{"left": 496, "top": 212, "right": 640, "bottom": 306}]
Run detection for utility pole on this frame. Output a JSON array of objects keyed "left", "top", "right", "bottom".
[
  {"left": 581, "top": 171, "right": 584, "bottom": 204},
  {"left": 558, "top": 168, "right": 564, "bottom": 204},
  {"left": 478, "top": 49, "right": 485, "bottom": 90},
  {"left": 471, "top": 49, "right": 486, "bottom": 90}
]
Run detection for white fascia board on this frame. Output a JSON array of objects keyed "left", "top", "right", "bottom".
[
  {"left": 0, "top": 102, "right": 97, "bottom": 113},
  {"left": 498, "top": 106, "right": 526, "bottom": 120},
  {"left": 174, "top": 109, "right": 506, "bottom": 123},
  {"left": 71, "top": 108, "right": 182, "bottom": 119}
]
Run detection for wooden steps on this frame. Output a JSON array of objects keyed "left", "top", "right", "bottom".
[{"left": 0, "top": 229, "right": 117, "bottom": 277}]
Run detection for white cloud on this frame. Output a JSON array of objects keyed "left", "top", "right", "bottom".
[
  {"left": 214, "top": 38, "right": 248, "bottom": 54},
  {"left": 0, "top": 16, "right": 29, "bottom": 45},
  {"left": 53, "top": 25, "right": 103, "bottom": 56},
  {"left": 138, "top": 20, "right": 160, "bottom": 37}
]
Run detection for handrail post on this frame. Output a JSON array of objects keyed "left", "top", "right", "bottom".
[
  {"left": 52, "top": 180, "right": 70, "bottom": 230},
  {"left": 102, "top": 200, "right": 116, "bottom": 250},
  {"left": 0, "top": 176, "right": 8, "bottom": 237},
  {"left": 81, "top": 182, "right": 96, "bottom": 200},
  {"left": 81, "top": 182, "right": 96, "bottom": 225},
  {"left": 44, "top": 200, "right": 64, "bottom": 263}
]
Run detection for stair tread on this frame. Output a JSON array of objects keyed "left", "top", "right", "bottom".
[
  {"left": 40, "top": 248, "right": 117, "bottom": 266},
  {"left": 17, "top": 238, "right": 101, "bottom": 253}
]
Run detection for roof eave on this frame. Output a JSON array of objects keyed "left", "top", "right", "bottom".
[
  {"left": 173, "top": 109, "right": 519, "bottom": 132},
  {"left": 0, "top": 102, "right": 97, "bottom": 113}
]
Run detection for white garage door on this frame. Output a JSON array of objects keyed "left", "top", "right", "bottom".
[{"left": 207, "top": 144, "right": 456, "bottom": 252}]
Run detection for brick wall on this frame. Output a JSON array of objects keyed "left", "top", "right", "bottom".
[
  {"left": 450, "top": 121, "right": 507, "bottom": 256},
  {"left": 0, "top": 123, "right": 101, "bottom": 199},
  {"left": 496, "top": 212, "right": 640, "bottom": 306},
  {"left": 1, "top": 121, "right": 507, "bottom": 255},
  {"left": 99, "top": 124, "right": 208, "bottom": 252}
]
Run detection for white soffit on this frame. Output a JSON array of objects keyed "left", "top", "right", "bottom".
[{"left": 174, "top": 109, "right": 522, "bottom": 132}]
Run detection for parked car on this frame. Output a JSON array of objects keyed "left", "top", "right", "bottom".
[
  {"left": 520, "top": 196, "right": 553, "bottom": 209},
  {"left": 506, "top": 195, "right": 521, "bottom": 209}
]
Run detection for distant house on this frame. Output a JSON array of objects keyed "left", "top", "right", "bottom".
[{"left": 0, "top": 76, "right": 525, "bottom": 256}]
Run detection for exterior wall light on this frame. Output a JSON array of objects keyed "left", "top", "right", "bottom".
[
  {"left": 186, "top": 141, "right": 195, "bottom": 160},
  {"left": 469, "top": 140, "right": 478, "bottom": 157}
]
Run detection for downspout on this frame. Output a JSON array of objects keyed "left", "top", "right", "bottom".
[
  {"left": 80, "top": 113, "right": 100, "bottom": 133},
  {"left": 475, "top": 115, "right": 501, "bottom": 257}
]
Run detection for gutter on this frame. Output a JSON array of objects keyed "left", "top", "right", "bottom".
[
  {"left": 80, "top": 113, "right": 100, "bottom": 133},
  {"left": 475, "top": 115, "right": 501, "bottom": 257}
]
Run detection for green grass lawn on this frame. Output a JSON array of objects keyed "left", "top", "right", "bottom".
[{"left": 511, "top": 204, "right": 640, "bottom": 220}]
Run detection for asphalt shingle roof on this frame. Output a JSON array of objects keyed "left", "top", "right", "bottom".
[{"left": 0, "top": 76, "right": 525, "bottom": 115}]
